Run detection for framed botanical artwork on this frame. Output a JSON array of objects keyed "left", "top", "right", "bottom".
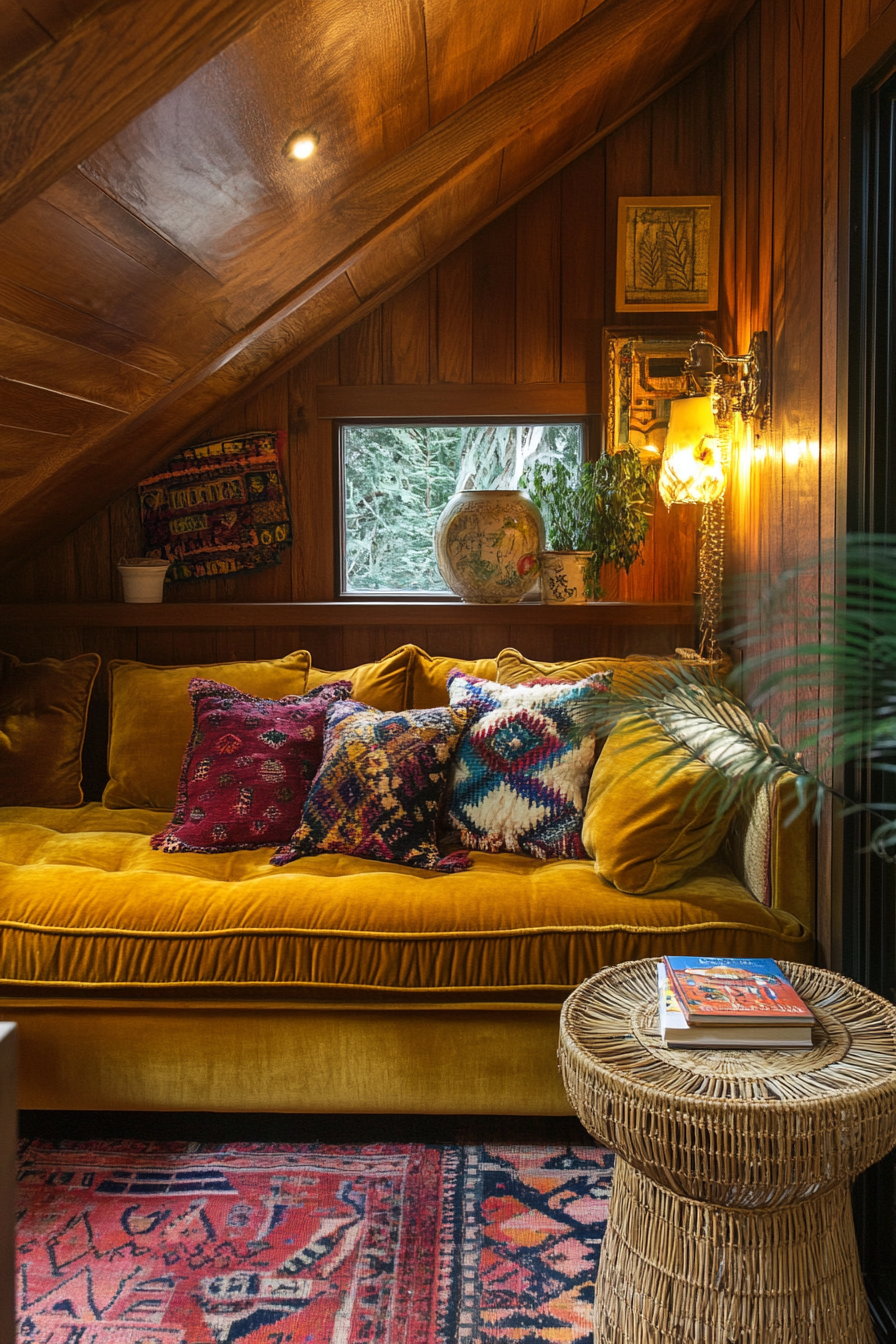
[
  {"left": 616, "top": 196, "right": 721, "bottom": 312},
  {"left": 604, "top": 328, "right": 709, "bottom": 454}
]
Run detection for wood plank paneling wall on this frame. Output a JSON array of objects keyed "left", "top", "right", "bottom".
[
  {"left": 721, "top": 0, "right": 836, "bottom": 957},
  {"left": 4, "top": 66, "right": 724, "bottom": 668},
  {"left": 720, "top": 0, "right": 896, "bottom": 962},
  {"left": 841, "top": 0, "right": 896, "bottom": 53},
  {"left": 0, "top": 0, "right": 751, "bottom": 571}
]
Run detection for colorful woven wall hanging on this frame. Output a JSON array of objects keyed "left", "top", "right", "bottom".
[{"left": 139, "top": 431, "right": 291, "bottom": 581}]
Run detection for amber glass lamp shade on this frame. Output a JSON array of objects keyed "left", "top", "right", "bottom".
[{"left": 657, "top": 395, "right": 725, "bottom": 506}]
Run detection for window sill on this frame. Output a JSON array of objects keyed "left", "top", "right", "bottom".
[{"left": 0, "top": 600, "right": 695, "bottom": 628}]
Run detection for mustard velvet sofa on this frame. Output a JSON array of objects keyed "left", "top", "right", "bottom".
[{"left": 0, "top": 645, "right": 815, "bottom": 1116}]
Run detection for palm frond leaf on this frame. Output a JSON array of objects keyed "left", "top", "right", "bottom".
[
  {"left": 726, "top": 536, "right": 896, "bottom": 777},
  {"left": 573, "top": 666, "right": 816, "bottom": 826},
  {"left": 575, "top": 534, "right": 896, "bottom": 861}
]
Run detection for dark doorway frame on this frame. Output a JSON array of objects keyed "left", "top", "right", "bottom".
[{"left": 841, "top": 14, "right": 896, "bottom": 1339}]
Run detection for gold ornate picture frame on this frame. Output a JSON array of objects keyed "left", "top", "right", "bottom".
[
  {"left": 616, "top": 196, "right": 720, "bottom": 312},
  {"left": 604, "top": 328, "right": 709, "bottom": 455}
]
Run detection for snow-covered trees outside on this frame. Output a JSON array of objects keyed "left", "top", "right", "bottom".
[{"left": 342, "top": 423, "right": 582, "bottom": 592}]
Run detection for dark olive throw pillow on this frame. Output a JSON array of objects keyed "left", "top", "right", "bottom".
[{"left": 0, "top": 650, "right": 100, "bottom": 807}]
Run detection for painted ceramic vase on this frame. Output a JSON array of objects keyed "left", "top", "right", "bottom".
[
  {"left": 539, "top": 551, "right": 593, "bottom": 605},
  {"left": 434, "top": 489, "right": 544, "bottom": 604}
]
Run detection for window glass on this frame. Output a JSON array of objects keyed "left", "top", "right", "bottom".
[{"left": 342, "top": 423, "right": 582, "bottom": 594}]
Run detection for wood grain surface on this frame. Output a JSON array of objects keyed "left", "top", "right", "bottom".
[
  {"left": 7, "top": 60, "right": 722, "bottom": 615},
  {"left": 0, "top": 601, "right": 694, "bottom": 628},
  {"left": 0, "top": 0, "right": 749, "bottom": 571},
  {"left": 0, "top": 0, "right": 291, "bottom": 221},
  {"left": 315, "top": 383, "right": 600, "bottom": 419},
  {"left": 717, "top": 0, "right": 874, "bottom": 965},
  {"left": 0, "top": 0, "right": 104, "bottom": 81}
]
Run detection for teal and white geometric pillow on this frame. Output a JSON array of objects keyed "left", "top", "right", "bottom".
[{"left": 444, "top": 670, "right": 613, "bottom": 859}]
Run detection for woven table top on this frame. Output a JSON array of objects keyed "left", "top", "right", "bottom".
[{"left": 559, "top": 959, "right": 896, "bottom": 1205}]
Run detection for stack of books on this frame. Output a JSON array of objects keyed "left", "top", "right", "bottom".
[{"left": 657, "top": 955, "right": 815, "bottom": 1050}]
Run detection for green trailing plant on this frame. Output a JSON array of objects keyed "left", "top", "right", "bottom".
[
  {"left": 524, "top": 449, "right": 656, "bottom": 598},
  {"left": 573, "top": 534, "right": 896, "bottom": 860}
]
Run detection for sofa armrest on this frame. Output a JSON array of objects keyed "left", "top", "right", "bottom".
[
  {"left": 769, "top": 773, "right": 816, "bottom": 934},
  {"left": 724, "top": 771, "right": 815, "bottom": 935}
]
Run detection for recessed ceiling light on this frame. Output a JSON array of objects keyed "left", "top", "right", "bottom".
[{"left": 283, "top": 130, "right": 319, "bottom": 161}]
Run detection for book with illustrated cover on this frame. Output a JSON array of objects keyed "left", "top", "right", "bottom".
[
  {"left": 657, "top": 964, "right": 814, "bottom": 1049},
  {"left": 662, "top": 956, "right": 815, "bottom": 1025}
]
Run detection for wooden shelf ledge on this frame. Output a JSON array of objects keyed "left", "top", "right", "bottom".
[{"left": 0, "top": 601, "right": 694, "bottom": 629}]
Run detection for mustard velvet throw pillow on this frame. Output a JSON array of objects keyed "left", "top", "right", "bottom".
[
  {"left": 0, "top": 650, "right": 100, "bottom": 807},
  {"left": 583, "top": 714, "right": 737, "bottom": 893},
  {"left": 104, "top": 650, "right": 312, "bottom": 811},
  {"left": 408, "top": 648, "right": 498, "bottom": 708},
  {"left": 496, "top": 649, "right": 618, "bottom": 686},
  {"left": 495, "top": 648, "right": 719, "bottom": 697}
]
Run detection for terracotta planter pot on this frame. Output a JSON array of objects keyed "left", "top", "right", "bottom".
[{"left": 539, "top": 550, "right": 593, "bottom": 604}]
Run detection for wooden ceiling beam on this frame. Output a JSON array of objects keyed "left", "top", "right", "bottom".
[
  {"left": 219, "top": 0, "right": 745, "bottom": 300},
  {"left": 0, "top": 0, "right": 290, "bottom": 223},
  {"left": 152, "top": 38, "right": 733, "bottom": 446}
]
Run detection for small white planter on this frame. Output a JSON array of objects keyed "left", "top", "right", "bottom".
[
  {"left": 118, "top": 557, "right": 170, "bottom": 603},
  {"left": 539, "top": 550, "right": 593, "bottom": 605}
]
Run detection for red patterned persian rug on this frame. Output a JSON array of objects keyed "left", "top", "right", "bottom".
[{"left": 16, "top": 1140, "right": 612, "bottom": 1344}]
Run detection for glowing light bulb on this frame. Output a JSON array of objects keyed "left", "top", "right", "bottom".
[
  {"left": 657, "top": 396, "right": 726, "bottom": 505},
  {"left": 283, "top": 130, "right": 319, "bottom": 161}
]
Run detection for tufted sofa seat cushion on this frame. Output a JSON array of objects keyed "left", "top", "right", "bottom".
[{"left": 0, "top": 805, "right": 813, "bottom": 1001}]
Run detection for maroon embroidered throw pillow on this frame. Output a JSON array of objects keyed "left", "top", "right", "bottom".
[{"left": 150, "top": 678, "right": 352, "bottom": 853}]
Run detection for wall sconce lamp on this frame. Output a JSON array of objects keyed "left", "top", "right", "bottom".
[
  {"left": 657, "top": 395, "right": 725, "bottom": 506},
  {"left": 658, "top": 330, "right": 769, "bottom": 657}
]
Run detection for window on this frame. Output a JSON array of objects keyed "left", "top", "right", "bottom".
[{"left": 340, "top": 422, "right": 583, "bottom": 595}]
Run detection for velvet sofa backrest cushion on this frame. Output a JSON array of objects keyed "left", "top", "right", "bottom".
[
  {"left": 0, "top": 650, "right": 100, "bottom": 807},
  {"left": 495, "top": 650, "right": 618, "bottom": 685},
  {"left": 103, "top": 651, "right": 311, "bottom": 811},
  {"left": 304, "top": 645, "right": 416, "bottom": 712},
  {"left": 495, "top": 649, "right": 719, "bottom": 698},
  {"left": 407, "top": 648, "right": 498, "bottom": 708}
]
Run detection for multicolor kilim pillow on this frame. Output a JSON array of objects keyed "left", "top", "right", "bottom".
[
  {"left": 150, "top": 678, "right": 352, "bottom": 854},
  {"left": 444, "top": 670, "right": 613, "bottom": 859},
  {"left": 272, "top": 700, "right": 473, "bottom": 872},
  {"left": 139, "top": 431, "right": 291, "bottom": 581}
]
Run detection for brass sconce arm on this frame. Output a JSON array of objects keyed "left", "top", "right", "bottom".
[{"left": 683, "top": 330, "right": 769, "bottom": 426}]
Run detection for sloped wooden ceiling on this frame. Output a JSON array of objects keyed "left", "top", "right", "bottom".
[{"left": 0, "top": 0, "right": 752, "bottom": 573}]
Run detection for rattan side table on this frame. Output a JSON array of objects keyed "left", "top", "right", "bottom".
[{"left": 558, "top": 959, "right": 896, "bottom": 1344}]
